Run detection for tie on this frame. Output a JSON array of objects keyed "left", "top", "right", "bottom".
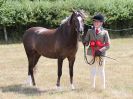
[{"left": 95, "top": 29, "right": 99, "bottom": 35}]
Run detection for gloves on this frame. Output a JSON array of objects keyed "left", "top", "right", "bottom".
[{"left": 95, "top": 50, "right": 102, "bottom": 56}]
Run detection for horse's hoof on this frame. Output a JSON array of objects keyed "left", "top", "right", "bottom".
[
  {"left": 71, "top": 84, "right": 75, "bottom": 90},
  {"left": 24, "top": 80, "right": 32, "bottom": 87},
  {"left": 56, "top": 86, "right": 62, "bottom": 91},
  {"left": 56, "top": 86, "right": 60, "bottom": 89},
  {"left": 27, "top": 76, "right": 33, "bottom": 86},
  {"left": 27, "top": 81, "right": 32, "bottom": 86}
]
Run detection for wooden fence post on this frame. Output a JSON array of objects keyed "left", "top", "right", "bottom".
[{"left": 3, "top": 25, "right": 8, "bottom": 42}]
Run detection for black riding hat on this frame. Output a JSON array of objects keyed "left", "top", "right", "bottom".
[{"left": 92, "top": 14, "right": 104, "bottom": 22}]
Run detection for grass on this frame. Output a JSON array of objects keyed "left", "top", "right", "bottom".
[{"left": 0, "top": 38, "right": 133, "bottom": 99}]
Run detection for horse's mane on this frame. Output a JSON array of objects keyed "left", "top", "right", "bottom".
[
  {"left": 57, "top": 15, "right": 71, "bottom": 33},
  {"left": 58, "top": 10, "right": 87, "bottom": 33},
  {"left": 60, "top": 16, "right": 71, "bottom": 25},
  {"left": 60, "top": 10, "right": 87, "bottom": 25}
]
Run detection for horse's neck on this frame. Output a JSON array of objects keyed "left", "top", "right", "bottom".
[
  {"left": 69, "top": 26, "right": 79, "bottom": 44},
  {"left": 58, "top": 23, "right": 79, "bottom": 45}
]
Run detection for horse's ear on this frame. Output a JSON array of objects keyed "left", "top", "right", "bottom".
[
  {"left": 78, "top": 9, "right": 88, "bottom": 19},
  {"left": 70, "top": 13, "right": 76, "bottom": 25},
  {"left": 71, "top": 8, "right": 77, "bottom": 15},
  {"left": 69, "top": 9, "right": 76, "bottom": 25},
  {"left": 69, "top": 15, "right": 73, "bottom": 25}
]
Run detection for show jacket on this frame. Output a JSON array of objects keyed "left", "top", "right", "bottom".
[{"left": 84, "top": 27, "right": 111, "bottom": 56}]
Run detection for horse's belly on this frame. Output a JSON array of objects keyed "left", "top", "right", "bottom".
[
  {"left": 38, "top": 49, "right": 70, "bottom": 59},
  {"left": 37, "top": 49, "right": 58, "bottom": 59},
  {"left": 42, "top": 53, "right": 58, "bottom": 59}
]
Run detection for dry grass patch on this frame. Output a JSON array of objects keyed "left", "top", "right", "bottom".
[{"left": 0, "top": 38, "right": 133, "bottom": 99}]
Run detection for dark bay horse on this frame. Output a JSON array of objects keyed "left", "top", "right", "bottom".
[{"left": 23, "top": 11, "right": 85, "bottom": 89}]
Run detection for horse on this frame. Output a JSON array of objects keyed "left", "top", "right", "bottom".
[{"left": 22, "top": 10, "right": 85, "bottom": 89}]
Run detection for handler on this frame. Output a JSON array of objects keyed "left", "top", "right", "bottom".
[{"left": 83, "top": 14, "right": 111, "bottom": 89}]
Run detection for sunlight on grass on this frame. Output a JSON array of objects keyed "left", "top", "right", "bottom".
[{"left": 0, "top": 38, "right": 133, "bottom": 99}]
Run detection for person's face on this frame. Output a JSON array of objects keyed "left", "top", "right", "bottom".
[{"left": 93, "top": 20, "right": 103, "bottom": 28}]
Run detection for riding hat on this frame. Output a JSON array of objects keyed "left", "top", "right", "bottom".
[{"left": 92, "top": 14, "right": 104, "bottom": 22}]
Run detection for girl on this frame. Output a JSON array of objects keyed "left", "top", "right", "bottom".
[{"left": 83, "top": 14, "right": 111, "bottom": 89}]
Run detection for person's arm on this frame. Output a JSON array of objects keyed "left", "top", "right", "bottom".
[{"left": 99, "top": 31, "right": 111, "bottom": 52}]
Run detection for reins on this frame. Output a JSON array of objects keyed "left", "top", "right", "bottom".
[{"left": 83, "top": 45, "right": 118, "bottom": 65}]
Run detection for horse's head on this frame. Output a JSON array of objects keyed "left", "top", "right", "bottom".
[{"left": 70, "top": 10, "right": 86, "bottom": 35}]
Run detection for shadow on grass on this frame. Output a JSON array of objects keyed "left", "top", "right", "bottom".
[
  {"left": 0, "top": 84, "right": 45, "bottom": 96},
  {"left": 0, "top": 84, "right": 86, "bottom": 96}
]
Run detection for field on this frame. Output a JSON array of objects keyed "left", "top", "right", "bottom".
[{"left": 0, "top": 38, "right": 133, "bottom": 99}]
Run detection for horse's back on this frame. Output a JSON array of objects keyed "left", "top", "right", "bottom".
[
  {"left": 23, "top": 27, "right": 55, "bottom": 43},
  {"left": 23, "top": 27, "right": 47, "bottom": 50},
  {"left": 23, "top": 27, "right": 51, "bottom": 37},
  {"left": 23, "top": 27, "right": 59, "bottom": 58}
]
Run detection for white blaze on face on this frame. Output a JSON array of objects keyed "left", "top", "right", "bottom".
[{"left": 77, "top": 16, "right": 83, "bottom": 32}]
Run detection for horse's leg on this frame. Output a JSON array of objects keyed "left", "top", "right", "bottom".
[
  {"left": 68, "top": 57, "right": 75, "bottom": 90},
  {"left": 27, "top": 50, "right": 40, "bottom": 86},
  {"left": 56, "top": 58, "right": 63, "bottom": 89}
]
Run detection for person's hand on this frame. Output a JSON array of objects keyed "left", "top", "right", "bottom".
[
  {"left": 95, "top": 50, "right": 102, "bottom": 56},
  {"left": 83, "top": 42, "right": 89, "bottom": 46}
]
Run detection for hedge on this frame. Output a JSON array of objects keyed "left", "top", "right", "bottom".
[{"left": 0, "top": 0, "right": 133, "bottom": 41}]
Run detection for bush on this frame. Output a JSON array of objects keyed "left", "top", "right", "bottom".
[{"left": 0, "top": 0, "right": 133, "bottom": 41}]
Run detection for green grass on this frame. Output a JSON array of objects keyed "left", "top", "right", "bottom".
[{"left": 0, "top": 38, "right": 133, "bottom": 99}]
